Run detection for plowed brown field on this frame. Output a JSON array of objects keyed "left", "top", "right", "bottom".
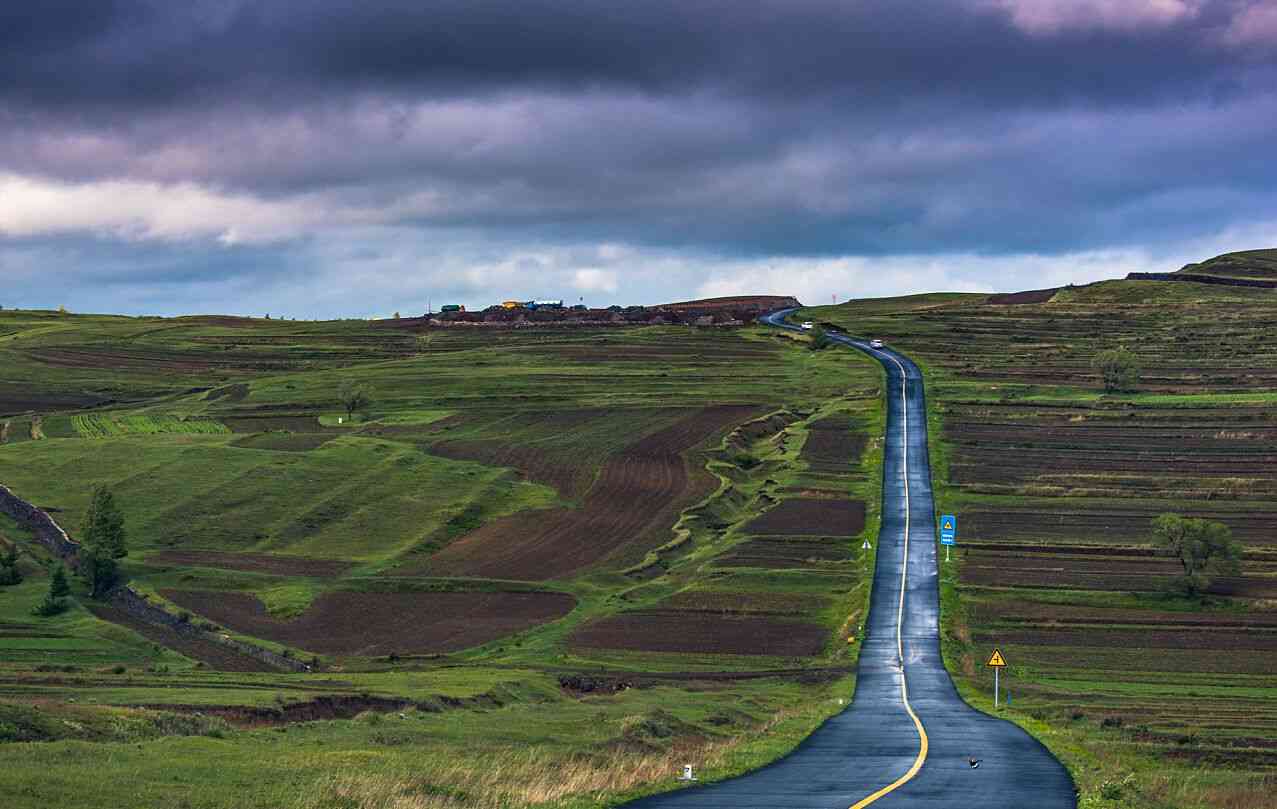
[
  {"left": 744, "top": 498, "right": 866, "bottom": 536},
  {"left": 569, "top": 611, "right": 828, "bottom": 656},
  {"left": 801, "top": 414, "right": 868, "bottom": 472},
  {"left": 419, "top": 405, "right": 759, "bottom": 580},
  {"left": 161, "top": 589, "right": 576, "bottom": 656},
  {"left": 718, "top": 538, "right": 851, "bottom": 568}
]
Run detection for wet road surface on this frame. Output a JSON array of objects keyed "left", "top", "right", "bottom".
[{"left": 624, "top": 310, "right": 1076, "bottom": 809}]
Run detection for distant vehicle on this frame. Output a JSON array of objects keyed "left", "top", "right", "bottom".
[
  {"left": 440, "top": 304, "right": 465, "bottom": 313},
  {"left": 869, "top": 339, "right": 885, "bottom": 349},
  {"left": 529, "top": 299, "right": 564, "bottom": 310},
  {"left": 800, "top": 321, "right": 814, "bottom": 331},
  {"left": 501, "top": 300, "right": 525, "bottom": 310}
]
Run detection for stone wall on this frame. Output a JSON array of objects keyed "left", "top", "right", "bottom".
[
  {"left": 108, "top": 586, "right": 309, "bottom": 672},
  {"left": 0, "top": 484, "right": 80, "bottom": 563},
  {"left": 0, "top": 482, "right": 308, "bottom": 672}
]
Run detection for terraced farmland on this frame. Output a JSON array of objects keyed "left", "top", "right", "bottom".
[
  {"left": 804, "top": 268, "right": 1277, "bottom": 807},
  {"left": 0, "top": 309, "right": 885, "bottom": 808}
]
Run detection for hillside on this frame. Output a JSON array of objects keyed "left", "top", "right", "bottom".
[
  {"left": 0, "top": 310, "right": 885, "bottom": 808},
  {"left": 802, "top": 272, "right": 1277, "bottom": 809},
  {"left": 1179, "top": 248, "right": 1277, "bottom": 281}
]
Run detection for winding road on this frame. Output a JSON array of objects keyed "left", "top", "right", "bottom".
[{"left": 626, "top": 310, "right": 1076, "bottom": 809}]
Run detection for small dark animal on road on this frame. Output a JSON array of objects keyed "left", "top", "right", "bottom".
[{"left": 968, "top": 757, "right": 982, "bottom": 769}]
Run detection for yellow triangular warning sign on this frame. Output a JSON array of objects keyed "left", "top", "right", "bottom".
[
  {"left": 987, "top": 649, "right": 1007, "bottom": 668},
  {"left": 943, "top": 520, "right": 953, "bottom": 530}
]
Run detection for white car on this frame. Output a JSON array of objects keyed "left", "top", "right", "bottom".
[
  {"left": 869, "top": 339, "right": 885, "bottom": 349},
  {"left": 800, "top": 321, "right": 814, "bottom": 331}
]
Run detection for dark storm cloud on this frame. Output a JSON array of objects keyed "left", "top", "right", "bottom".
[
  {"left": 3, "top": 0, "right": 1277, "bottom": 316},
  {"left": 3, "top": 1, "right": 1268, "bottom": 110}
]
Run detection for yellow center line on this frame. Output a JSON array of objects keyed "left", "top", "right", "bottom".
[{"left": 848, "top": 350, "right": 929, "bottom": 809}]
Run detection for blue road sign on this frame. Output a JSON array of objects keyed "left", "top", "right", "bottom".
[{"left": 939, "top": 514, "right": 957, "bottom": 545}]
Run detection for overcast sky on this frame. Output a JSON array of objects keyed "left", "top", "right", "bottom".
[{"left": 3, "top": 0, "right": 1276, "bottom": 317}]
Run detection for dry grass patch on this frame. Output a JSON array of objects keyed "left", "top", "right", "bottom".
[{"left": 296, "top": 741, "right": 733, "bottom": 809}]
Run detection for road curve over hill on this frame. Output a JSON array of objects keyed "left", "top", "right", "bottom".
[{"left": 626, "top": 310, "right": 1076, "bottom": 809}]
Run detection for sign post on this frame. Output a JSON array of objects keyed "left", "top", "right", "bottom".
[
  {"left": 987, "top": 648, "right": 1007, "bottom": 707},
  {"left": 939, "top": 514, "right": 957, "bottom": 562}
]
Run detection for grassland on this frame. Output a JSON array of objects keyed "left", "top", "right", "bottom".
[
  {"left": 802, "top": 272, "right": 1277, "bottom": 809},
  {"left": 0, "top": 310, "right": 883, "bottom": 807}
]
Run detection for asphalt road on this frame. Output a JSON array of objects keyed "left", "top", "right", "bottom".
[{"left": 625, "top": 310, "right": 1076, "bottom": 809}]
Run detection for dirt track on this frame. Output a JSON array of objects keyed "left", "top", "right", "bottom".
[
  {"left": 161, "top": 589, "right": 576, "bottom": 656},
  {"left": 420, "top": 405, "right": 759, "bottom": 580}
]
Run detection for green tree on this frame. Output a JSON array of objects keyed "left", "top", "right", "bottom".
[
  {"left": 0, "top": 543, "right": 21, "bottom": 586},
  {"left": 48, "top": 562, "right": 71, "bottom": 599},
  {"left": 82, "top": 485, "right": 127, "bottom": 559},
  {"left": 338, "top": 380, "right": 373, "bottom": 421},
  {"left": 807, "top": 326, "right": 833, "bottom": 351},
  {"left": 78, "top": 485, "right": 127, "bottom": 598},
  {"left": 32, "top": 563, "right": 71, "bottom": 617},
  {"left": 1151, "top": 513, "right": 1242, "bottom": 597},
  {"left": 79, "top": 545, "right": 119, "bottom": 599},
  {"left": 1093, "top": 346, "right": 1140, "bottom": 392}
]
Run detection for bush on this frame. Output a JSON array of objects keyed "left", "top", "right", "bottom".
[
  {"left": 31, "top": 593, "right": 67, "bottom": 617},
  {"left": 807, "top": 326, "right": 833, "bottom": 351}
]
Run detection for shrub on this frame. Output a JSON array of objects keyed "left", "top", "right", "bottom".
[
  {"left": 807, "top": 326, "right": 833, "bottom": 351},
  {"left": 32, "top": 593, "right": 67, "bottom": 617}
]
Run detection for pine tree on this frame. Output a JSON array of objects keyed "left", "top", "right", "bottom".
[
  {"left": 49, "top": 562, "right": 70, "bottom": 599},
  {"left": 79, "top": 544, "right": 118, "bottom": 599},
  {"left": 0, "top": 543, "right": 21, "bottom": 586},
  {"left": 32, "top": 563, "right": 70, "bottom": 617},
  {"left": 82, "top": 485, "right": 127, "bottom": 559},
  {"left": 78, "top": 485, "right": 127, "bottom": 598}
]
